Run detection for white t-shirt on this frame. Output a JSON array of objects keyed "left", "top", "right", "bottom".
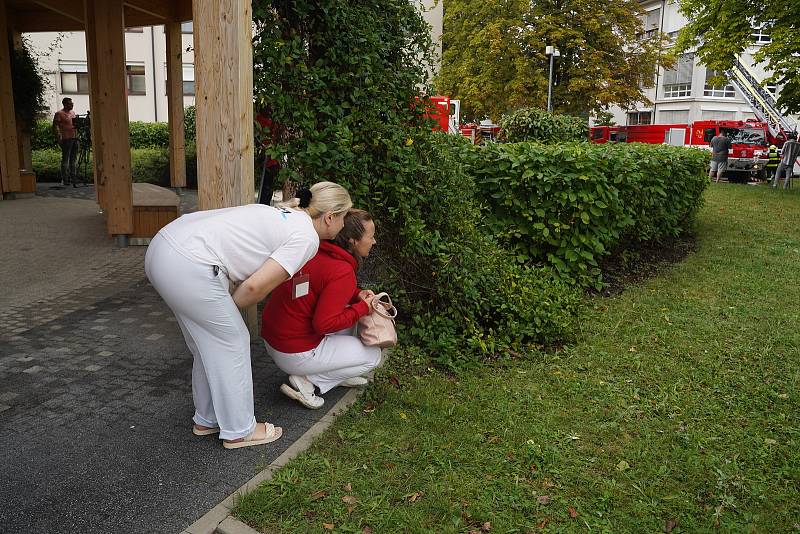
[{"left": 158, "top": 204, "right": 319, "bottom": 283}]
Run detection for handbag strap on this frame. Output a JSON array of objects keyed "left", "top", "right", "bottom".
[{"left": 370, "top": 292, "right": 398, "bottom": 319}]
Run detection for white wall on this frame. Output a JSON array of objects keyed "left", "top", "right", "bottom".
[
  {"left": 604, "top": 0, "right": 797, "bottom": 127},
  {"left": 26, "top": 26, "right": 195, "bottom": 123}
]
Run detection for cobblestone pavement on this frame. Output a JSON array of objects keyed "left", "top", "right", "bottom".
[{"left": 0, "top": 188, "right": 348, "bottom": 533}]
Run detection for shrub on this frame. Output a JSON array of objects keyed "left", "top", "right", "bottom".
[
  {"left": 127, "top": 122, "right": 170, "bottom": 149},
  {"left": 31, "top": 147, "right": 198, "bottom": 187},
  {"left": 472, "top": 142, "right": 709, "bottom": 287},
  {"left": 499, "top": 107, "right": 588, "bottom": 143},
  {"left": 343, "top": 129, "right": 581, "bottom": 367}
]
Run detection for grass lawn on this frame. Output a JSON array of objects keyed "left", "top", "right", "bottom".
[{"left": 235, "top": 184, "right": 800, "bottom": 533}]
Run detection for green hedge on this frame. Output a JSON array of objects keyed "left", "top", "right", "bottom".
[
  {"left": 31, "top": 144, "right": 198, "bottom": 187},
  {"left": 341, "top": 129, "right": 582, "bottom": 367},
  {"left": 471, "top": 142, "right": 710, "bottom": 287},
  {"left": 499, "top": 107, "right": 588, "bottom": 143},
  {"left": 31, "top": 109, "right": 197, "bottom": 151}
]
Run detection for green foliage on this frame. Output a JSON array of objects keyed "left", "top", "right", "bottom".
[
  {"left": 31, "top": 147, "right": 197, "bottom": 187},
  {"left": 351, "top": 129, "right": 582, "bottom": 367},
  {"left": 9, "top": 37, "right": 47, "bottom": 133},
  {"left": 183, "top": 105, "right": 196, "bottom": 142},
  {"left": 499, "top": 107, "right": 588, "bottom": 143},
  {"left": 472, "top": 142, "right": 709, "bottom": 287},
  {"left": 32, "top": 112, "right": 197, "bottom": 151},
  {"left": 127, "top": 122, "right": 170, "bottom": 149},
  {"left": 437, "top": 0, "right": 671, "bottom": 120},
  {"left": 675, "top": 0, "right": 800, "bottom": 113},
  {"left": 593, "top": 110, "right": 617, "bottom": 127}
]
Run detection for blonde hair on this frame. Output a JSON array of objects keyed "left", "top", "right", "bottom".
[{"left": 280, "top": 181, "right": 352, "bottom": 219}]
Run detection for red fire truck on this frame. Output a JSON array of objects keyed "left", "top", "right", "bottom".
[{"left": 590, "top": 119, "right": 783, "bottom": 183}]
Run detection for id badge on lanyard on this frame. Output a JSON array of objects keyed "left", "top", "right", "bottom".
[{"left": 292, "top": 272, "right": 310, "bottom": 299}]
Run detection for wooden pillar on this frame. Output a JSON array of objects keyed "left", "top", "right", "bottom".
[
  {"left": 84, "top": 2, "right": 104, "bottom": 209},
  {"left": 84, "top": 0, "right": 133, "bottom": 238},
  {"left": 193, "top": 0, "right": 257, "bottom": 335},
  {"left": 12, "top": 31, "right": 31, "bottom": 172},
  {"left": 165, "top": 21, "right": 186, "bottom": 189},
  {"left": 192, "top": 0, "right": 254, "bottom": 210},
  {"left": 0, "top": 0, "right": 22, "bottom": 195}
]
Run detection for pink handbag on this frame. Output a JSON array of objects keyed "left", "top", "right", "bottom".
[{"left": 357, "top": 292, "right": 398, "bottom": 348}]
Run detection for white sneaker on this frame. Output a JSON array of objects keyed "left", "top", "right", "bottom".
[
  {"left": 280, "top": 375, "right": 324, "bottom": 409},
  {"left": 338, "top": 377, "right": 369, "bottom": 388}
]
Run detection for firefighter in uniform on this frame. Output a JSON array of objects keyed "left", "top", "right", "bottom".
[{"left": 765, "top": 144, "right": 779, "bottom": 182}]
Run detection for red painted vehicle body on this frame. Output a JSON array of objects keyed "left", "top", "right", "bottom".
[{"left": 592, "top": 119, "right": 780, "bottom": 182}]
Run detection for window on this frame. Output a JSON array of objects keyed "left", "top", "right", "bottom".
[
  {"left": 659, "top": 110, "right": 689, "bottom": 124},
  {"left": 182, "top": 64, "right": 195, "bottom": 96},
  {"left": 59, "top": 61, "right": 89, "bottom": 94},
  {"left": 627, "top": 111, "right": 652, "bottom": 125},
  {"left": 702, "top": 110, "right": 736, "bottom": 121},
  {"left": 751, "top": 26, "right": 771, "bottom": 44},
  {"left": 181, "top": 21, "right": 193, "bottom": 33},
  {"left": 164, "top": 63, "right": 196, "bottom": 96},
  {"left": 663, "top": 54, "right": 694, "bottom": 98},
  {"left": 764, "top": 84, "right": 778, "bottom": 97},
  {"left": 126, "top": 64, "right": 146, "bottom": 95},
  {"left": 639, "top": 8, "right": 661, "bottom": 38},
  {"left": 704, "top": 69, "right": 735, "bottom": 98},
  {"left": 125, "top": 27, "right": 144, "bottom": 33}
]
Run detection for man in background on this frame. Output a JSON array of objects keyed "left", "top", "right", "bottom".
[
  {"left": 773, "top": 132, "right": 800, "bottom": 189},
  {"left": 709, "top": 130, "right": 732, "bottom": 183},
  {"left": 52, "top": 97, "right": 78, "bottom": 186}
]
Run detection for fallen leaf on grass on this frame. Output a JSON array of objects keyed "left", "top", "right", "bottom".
[
  {"left": 616, "top": 460, "right": 631, "bottom": 471},
  {"left": 568, "top": 506, "right": 578, "bottom": 518},
  {"left": 362, "top": 403, "right": 375, "bottom": 414},
  {"left": 311, "top": 490, "right": 329, "bottom": 500},
  {"left": 399, "top": 411, "right": 408, "bottom": 419},
  {"left": 342, "top": 495, "right": 358, "bottom": 505},
  {"left": 323, "top": 523, "right": 334, "bottom": 530},
  {"left": 537, "top": 517, "right": 550, "bottom": 529},
  {"left": 536, "top": 495, "right": 551, "bottom": 505},
  {"left": 389, "top": 375, "right": 401, "bottom": 389},
  {"left": 765, "top": 438, "right": 777, "bottom": 445},
  {"left": 482, "top": 521, "right": 492, "bottom": 531},
  {"left": 664, "top": 519, "right": 678, "bottom": 532},
  {"left": 362, "top": 528, "right": 374, "bottom": 534},
  {"left": 344, "top": 483, "right": 352, "bottom": 492},
  {"left": 629, "top": 346, "right": 637, "bottom": 352},
  {"left": 406, "top": 491, "right": 424, "bottom": 502}
]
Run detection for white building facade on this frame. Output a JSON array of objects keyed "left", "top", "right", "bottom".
[
  {"left": 608, "top": 0, "right": 790, "bottom": 127},
  {"left": 27, "top": 1, "right": 443, "bottom": 123}
]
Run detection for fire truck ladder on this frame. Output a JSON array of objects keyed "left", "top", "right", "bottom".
[{"left": 725, "top": 58, "right": 797, "bottom": 137}]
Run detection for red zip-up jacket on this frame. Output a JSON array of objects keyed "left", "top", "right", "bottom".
[{"left": 261, "top": 240, "right": 370, "bottom": 353}]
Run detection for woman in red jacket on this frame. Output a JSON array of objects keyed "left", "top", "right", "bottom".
[{"left": 261, "top": 209, "right": 382, "bottom": 409}]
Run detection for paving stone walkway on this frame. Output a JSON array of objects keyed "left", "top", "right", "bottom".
[{"left": 0, "top": 187, "right": 347, "bottom": 533}]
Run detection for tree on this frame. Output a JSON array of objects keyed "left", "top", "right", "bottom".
[
  {"left": 436, "top": 0, "right": 670, "bottom": 122},
  {"left": 9, "top": 37, "right": 47, "bottom": 133},
  {"left": 675, "top": 0, "right": 800, "bottom": 114}
]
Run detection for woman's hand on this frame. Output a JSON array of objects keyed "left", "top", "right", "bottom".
[{"left": 358, "top": 289, "right": 375, "bottom": 301}]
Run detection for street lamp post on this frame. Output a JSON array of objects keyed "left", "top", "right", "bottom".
[{"left": 545, "top": 45, "right": 560, "bottom": 113}]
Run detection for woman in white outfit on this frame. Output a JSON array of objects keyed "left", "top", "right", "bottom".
[
  {"left": 144, "top": 182, "right": 351, "bottom": 449},
  {"left": 261, "top": 209, "right": 382, "bottom": 409}
]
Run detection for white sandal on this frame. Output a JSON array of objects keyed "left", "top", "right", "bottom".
[{"left": 223, "top": 423, "right": 283, "bottom": 449}]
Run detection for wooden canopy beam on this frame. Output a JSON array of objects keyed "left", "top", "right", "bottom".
[
  {"left": 122, "top": 0, "right": 170, "bottom": 21},
  {"left": 29, "top": 0, "right": 85, "bottom": 24}
]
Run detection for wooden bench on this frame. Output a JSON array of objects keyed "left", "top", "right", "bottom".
[{"left": 131, "top": 183, "right": 180, "bottom": 243}]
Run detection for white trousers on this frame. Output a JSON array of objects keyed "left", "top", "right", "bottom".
[
  {"left": 145, "top": 234, "right": 256, "bottom": 440},
  {"left": 264, "top": 330, "right": 382, "bottom": 394}
]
